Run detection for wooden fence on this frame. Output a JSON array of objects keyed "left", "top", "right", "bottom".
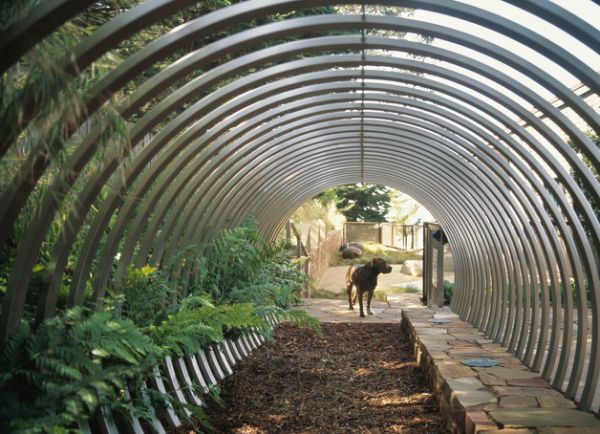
[
  {"left": 286, "top": 221, "right": 343, "bottom": 295},
  {"left": 344, "top": 222, "right": 423, "bottom": 250}
]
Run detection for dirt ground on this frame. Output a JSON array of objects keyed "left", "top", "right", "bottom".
[{"left": 202, "top": 323, "right": 448, "bottom": 434}]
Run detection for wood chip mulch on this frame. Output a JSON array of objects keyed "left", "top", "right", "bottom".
[{"left": 200, "top": 323, "right": 448, "bottom": 434}]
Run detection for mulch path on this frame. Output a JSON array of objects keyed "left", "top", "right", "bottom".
[{"left": 201, "top": 323, "right": 448, "bottom": 433}]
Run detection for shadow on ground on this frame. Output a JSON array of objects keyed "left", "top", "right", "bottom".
[{"left": 203, "top": 323, "right": 448, "bottom": 434}]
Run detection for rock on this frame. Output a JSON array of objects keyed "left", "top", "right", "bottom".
[
  {"left": 341, "top": 246, "right": 362, "bottom": 259},
  {"left": 349, "top": 242, "right": 364, "bottom": 251},
  {"left": 339, "top": 242, "right": 364, "bottom": 252},
  {"left": 401, "top": 260, "right": 423, "bottom": 277}
]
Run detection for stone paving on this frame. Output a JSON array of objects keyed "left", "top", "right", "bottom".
[{"left": 299, "top": 293, "right": 600, "bottom": 433}]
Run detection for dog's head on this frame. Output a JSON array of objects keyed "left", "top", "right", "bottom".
[{"left": 369, "top": 257, "right": 392, "bottom": 274}]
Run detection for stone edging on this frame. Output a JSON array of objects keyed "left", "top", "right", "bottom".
[{"left": 400, "top": 305, "right": 600, "bottom": 434}]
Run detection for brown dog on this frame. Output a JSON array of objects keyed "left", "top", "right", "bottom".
[{"left": 345, "top": 257, "right": 392, "bottom": 317}]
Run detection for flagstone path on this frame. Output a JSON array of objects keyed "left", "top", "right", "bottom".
[{"left": 299, "top": 293, "right": 600, "bottom": 433}]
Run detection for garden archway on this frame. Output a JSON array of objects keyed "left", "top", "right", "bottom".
[{"left": 0, "top": 0, "right": 599, "bottom": 412}]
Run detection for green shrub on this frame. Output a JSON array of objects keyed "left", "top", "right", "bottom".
[
  {"left": 443, "top": 280, "right": 454, "bottom": 304},
  {"left": 0, "top": 307, "right": 163, "bottom": 433},
  {"left": 191, "top": 218, "right": 307, "bottom": 308},
  {"left": 1, "top": 220, "right": 319, "bottom": 432},
  {"left": 146, "top": 295, "right": 268, "bottom": 356},
  {"left": 117, "top": 265, "right": 174, "bottom": 327}
]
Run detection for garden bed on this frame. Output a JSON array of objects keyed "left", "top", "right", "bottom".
[{"left": 202, "top": 322, "right": 448, "bottom": 433}]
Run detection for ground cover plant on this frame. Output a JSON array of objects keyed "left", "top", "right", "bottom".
[{"left": 0, "top": 220, "right": 316, "bottom": 433}]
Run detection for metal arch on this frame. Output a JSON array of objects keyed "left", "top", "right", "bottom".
[
  {"left": 85, "top": 62, "right": 600, "bottom": 294},
  {"left": 94, "top": 55, "right": 592, "bottom": 294},
  {"left": 138, "top": 79, "right": 588, "bottom": 308},
  {"left": 256, "top": 160, "right": 478, "bottom": 302},
  {"left": 260, "top": 168, "right": 476, "bottom": 323},
  {"left": 86, "top": 76, "right": 596, "bottom": 384},
  {"left": 0, "top": 0, "right": 597, "bottom": 410},
  {"left": 503, "top": 0, "right": 600, "bottom": 54},
  {"left": 230, "top": 147, "right": 524, "bottom": 364},
  {"left": 59, "top": 49, "right": 600, "bottom": 294},
  {"left": 5, "top": 33, "right": 600, "bottom": 328},
  {"left": 3, "top": 0, "right": 598, "bottom": 163},
  {"left": 108, "top": 96, "right": 572, "bottom": 400},
  {"left": 3, "top": 68, "right": 596, "bottom": 406},
  {"left": 61, "top": 65, "right": 592, "bottom": 394},
  {"left": 172, "top": 118, "right": 516, "bottom": 328},
  {"left": 232, "top": 149, "right": 504, "bottom": 322},
  {"left": 170, "top": 112, "right": 592, "bottom": 396},
  {"left": 156, "top": 131, "right": 502, "bottom": 306},
  {"left": 0, "top": 0, "right": 291, "bottom": 154},
  {"left": 135, "top": 112, "right": 540, "bottom": 322},
  {"left": 0, "top": 12, "right": 597, "bottom": 258},
  {"left": 191, "top": 119, "right": 545, "bottom": 345}
]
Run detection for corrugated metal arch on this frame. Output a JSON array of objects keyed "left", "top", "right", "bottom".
[{"left": 0, "top": 0, "right": 598, "bottom": 410}]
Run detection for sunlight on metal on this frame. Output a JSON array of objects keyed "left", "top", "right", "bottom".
[{"left": 0, "top": 0, "right": 599, "bottom": 412}]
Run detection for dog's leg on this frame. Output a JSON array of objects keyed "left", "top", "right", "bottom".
[
  {"left": 346, "top": 283, "right": 354, "bottom": 310},
  {"left": 367, "top": 289, "right": 375, "bottom": 315},
  {"left": 352, "top": 292, "right": 357, "bottom": 306},
  {"left": 358, "top": 290, "right": 365, "bottom": 317}
]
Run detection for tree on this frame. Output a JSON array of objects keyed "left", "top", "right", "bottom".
[
  {"left": 571, "top": 132, "right": 600, "bottom": 237},
  {"left": 332, "top": 184, "right": 391, "bottom": 222}
]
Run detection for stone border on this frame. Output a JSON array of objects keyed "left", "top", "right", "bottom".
[{"left": 400, "top": 304, "right": 600, "bottom": 434}]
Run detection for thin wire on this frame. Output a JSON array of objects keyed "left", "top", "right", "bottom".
[{"left": 360, "top": 2, "right": 366, "bottom": 184}]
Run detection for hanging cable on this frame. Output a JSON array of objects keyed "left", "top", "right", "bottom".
[{"left": 360, "top": 1, "right": 366, "bottom": 184}]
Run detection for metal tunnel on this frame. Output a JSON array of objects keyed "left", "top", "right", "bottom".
[{"left": 0, "top": 0, "right": 599, "bottom": 412}]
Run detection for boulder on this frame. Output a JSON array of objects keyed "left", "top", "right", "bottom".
[
  {"left": 400, "top": 260, "right": 423, "bottom": 277},
  {"left": 349, "top": 242, "right": 364, "bottom": 251},
  {"left": 341, "top": 246, "right": 362, "bottom": 259},
  {"left": 339, "top": 242, "right": 365, "bottom": 252}
]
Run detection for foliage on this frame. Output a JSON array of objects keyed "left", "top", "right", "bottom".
[
  {"left": 570, "top": 132, "right": 600, "bottom": 237},
  {"left": 289, "top": 199, "right": 345, "bottom": 231},
  {"left": 333, "top": 184, "right": 392, "bottom": 222},
  {"left": 193, "top": 218, "right": 307, "bottom": 308},
  {"left": 387, "top": 190, "right": 431, "bottom": 224},
  {"left": 0, "top": 219, "right": 320, "bottom": 432},
  {"left": 443, "top": 280, "right": 454, "bottom": 305},
  {"left": 547, "top": 279, "right": 591, "bottom": 307},
  {"left": 146, "top": 296, "right": 267, "bottom": 356},
  {"left": 0, "top": 307, "right": 163, "bottom": 433},
  {"left": 112, "top": 265, "right": 175, "bottom": 327}
]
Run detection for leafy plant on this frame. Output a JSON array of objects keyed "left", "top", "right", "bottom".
[
  {"left": 146, "top": 295, "right": 268, "bottom": 356},
  {"left": 0, "top": 219, "right": 319, "bottom": 432},
  {"left": 110, "top": 265, "right": 175, "bottom": 327},
  {"left": 0, "top": 307, "right": 163, "bottom": 433},
  {"left": 332, "top": 184, "right": 392, "bottom": 222},
  {"left": 443, "top": 280, "right": 454, "bottom": 304},
  {"left": 192, "top": 218, "right": 307, "bottom": 308}
]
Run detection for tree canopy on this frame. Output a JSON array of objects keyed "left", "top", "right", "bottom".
[{"left": 324, "top": 184, "right": 392, "bottom": 222}]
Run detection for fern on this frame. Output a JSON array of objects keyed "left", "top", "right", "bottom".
[
  {"left": 146, "top": 297, "right": 267, "bottom": 356},
  {"left": 0, "top": 307, "right": 163, "bottom": 433},
  {"left": 257, "top": 305, "right": 322, "bottom": 337}
]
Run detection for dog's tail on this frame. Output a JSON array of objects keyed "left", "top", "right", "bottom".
[{"left": 345, "top": 265, "right": 354, "bottom": 287}]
